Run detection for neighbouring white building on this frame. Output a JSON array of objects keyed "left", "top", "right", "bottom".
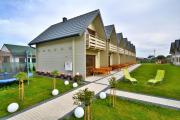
[{"left": 170, "top": 39, "right": 180, "bottom": 66}]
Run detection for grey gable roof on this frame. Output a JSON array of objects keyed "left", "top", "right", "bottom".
[
  {"left": 170, "top": 42, "right": 175, "bottom": 54},
  {"left": 123, "top": 38, "right": 128, "bottom": 48},
  {"left": 116, "top": 33, "right": 123, "bottom": 47},
  {"left": 104, "top": 25, "right": 114, "bottom": 39},
  {"left": 170, "top": 39, "right": 180, "bottom": 54},
  {"left": 29, "top": 9, "right": 100, "bottom": 45},
  {"left": 175, "top": 39, "right": 180, "bottom": 51},
  {"left": 4, "top": 44, "right": 35, "bottom": 56}
]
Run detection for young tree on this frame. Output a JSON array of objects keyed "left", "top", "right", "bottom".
[
  {"left": 109, "top": 77, "right": 117, "bottom": 107},
  {"left": 73, "top": 88, "right": 95, "bottom": 120},
  {"left": 73, "top": 74, "right": 83, "bottom": 84},
  {"left": 51, "top": 70, "right": 59, "bottom": 89},
  {"left": 15, "top": 72, "right": 28, "bottom": 101}
]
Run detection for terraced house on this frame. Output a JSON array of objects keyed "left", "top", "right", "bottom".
[
  {"left": 29, "top": 9, "right": 136, "bottom": 78},
  {"left": 170, "top": 39, "right": 180, "bottom": 66},
  {"left": 105, "top": 25, "right": 119, "bottom": 66}
]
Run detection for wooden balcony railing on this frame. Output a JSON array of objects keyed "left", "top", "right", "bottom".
[
  {"left": 124, "top": 49, "right": 129, "bottom": 55},
  {"left": 86, "top": 34, "right": 106, "bottom": 50},
  {"left": 109, "top": 43, "right": 117, "bottom": 53},
  {"left": 118, "top": 47, "right": 124, "bottom": 54}
]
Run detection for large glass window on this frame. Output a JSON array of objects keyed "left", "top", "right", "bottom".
[
  {"left": 32, "top": 58, "right": 36, "bottom": 63},
  {"left": 19, "top": 58, "right": 25, "bottom": 63},
  {"left": 3, "top": 56, "right": 10, "bottom": 63}
]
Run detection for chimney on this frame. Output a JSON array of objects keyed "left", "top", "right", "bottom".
[{"left": 63, "top": 17, "right": 67, "bottom": 22}]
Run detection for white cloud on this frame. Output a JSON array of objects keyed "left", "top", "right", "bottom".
[{"left": 0, "top": 0, "right": 180, "bottom": 57}]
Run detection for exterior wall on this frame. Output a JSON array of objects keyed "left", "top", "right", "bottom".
[
  {"left": 36, "top": 35, "right": 86, "bottom": 77},
  {"left": 99, "top": 49, "right": 108, "bottom": 67},
  {"left": 74, "top": 34, "right": 86, "bottom": 77},
  {"left": 108, "top": 28, "right": 119, "bottom": 66},
  {"left": 88, "top": 15, "right": 106, "bottom": 40},
  {"left": 1, "top": 46, "right": 13, "bottom": 63},
  {"left": 172, "top": 54, "right": 180, "bottom": 66},
  {"left": 110, "top": 53, "right": 119, "bottom": 65},
  {"left": 1, "top": 45, "right": 9, "bottom": 52},
  {"left": 87, "top": 14, "right": 108, "bottom": 68},
  {"left": 120, "top": 54, "right": 125, "bottom": 64},
  {"left": 14, "top": 57, "right": 19, "bottom": 62}
]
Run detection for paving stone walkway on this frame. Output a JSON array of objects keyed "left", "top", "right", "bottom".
[
  {"left": 6, "top": 64, "right": 180, "bottom": 120},
  {"left": 105, "top": 90, "right": 180, "bottom": 110}
]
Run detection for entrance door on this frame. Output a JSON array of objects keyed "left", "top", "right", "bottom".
[{"left": 86, "top": 55, "right": 95, "bottom": 76}]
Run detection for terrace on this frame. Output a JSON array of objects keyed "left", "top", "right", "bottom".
[
  {"left": 109, "top": 43, "right": 117, "bottom": 53},
  {"left": 86, "top": 34, "right": 106, "bottom": 51}
]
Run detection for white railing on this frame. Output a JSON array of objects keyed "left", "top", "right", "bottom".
[
  {"left": 118, "top": 47, "right": 124, "bottom": 54},
  {"left": 86, "top": 34, "right": 106, "bottom": 50},
  {"left": 109, "top": 43, "right": 117, "bottom": 52}
]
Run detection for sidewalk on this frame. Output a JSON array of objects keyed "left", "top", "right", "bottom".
[
  {"left": 105, "top": 90, "right": 180, "bottom": 109},
  {"left": 6, "top": 64, "right": 140, "bottom": 120}
]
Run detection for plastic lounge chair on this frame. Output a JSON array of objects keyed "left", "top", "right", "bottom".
[
  {"left": 148, "top": 70, "right": 165, "bottom": 84},
  {"left": 123, "top": 68, "right": 137, "bottom": 83}
]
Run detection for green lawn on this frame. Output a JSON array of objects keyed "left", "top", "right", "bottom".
[
  {"left": 117, "top": 64, "right": 180, "bottom": 100},
  {"left": 0, "top": 75, "right": 73, "bottom": 118},
  {"left": 65, "top": 97, "right": 180, "bottom": 120}
]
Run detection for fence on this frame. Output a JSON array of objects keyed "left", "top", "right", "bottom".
[{"left": 0, "top": 62, "right": 35, "bottom": 73}]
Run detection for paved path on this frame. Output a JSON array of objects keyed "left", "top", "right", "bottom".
[
  {"left": 6, "top": 64, "right": 140, "bottom": 120},
  {"left": 105, "top": 90, "right": 180, "bottom": 110}
]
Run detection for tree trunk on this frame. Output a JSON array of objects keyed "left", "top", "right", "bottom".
[
  {"left": 22, "top": 81, "right": 24, "bottom": 101},
  {"left": 84, "top": 106, "right": 86, "bottom": 120},
  {"left": 53, "top": 78, "right": 56, "bottom": 89},
  {"left": 109, "top": 89, "right": 112, "bottom": 106},
  {"left": 113, "top": 89, "right": 114, "bottom": 107},
  {"left": 19, "top": 80, "right": 24, "bottom": 101},
  {"left": 88, "top": 105, "right": 90, "bottom": 120},
  {"left": 19, "top": 81, "right": 21, "bottom": 99}
]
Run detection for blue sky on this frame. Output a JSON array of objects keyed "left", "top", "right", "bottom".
[{"left": 0, "top": 0, "right": 180, "bottom": 57}]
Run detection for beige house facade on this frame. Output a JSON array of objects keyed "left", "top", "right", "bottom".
[{"left": 29, "top": 10, "right": 136, "bottom": 78}]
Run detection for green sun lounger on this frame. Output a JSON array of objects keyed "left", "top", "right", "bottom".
[
  {"left": 123, "top": 68, "right": 137, "bottom": 83},
  {"left": 148, "top": 70, "right": 165, "bottom": 84}
]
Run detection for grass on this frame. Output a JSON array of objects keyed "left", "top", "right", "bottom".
[
  {"left": 0, "top": 75, "right": 73, "bottom": 118},
  {"left": 117, "top": 63, "right": 180, "bottom": 100},
  {"left": 65, "top": 97, "right": 180, "bottom": 120}
]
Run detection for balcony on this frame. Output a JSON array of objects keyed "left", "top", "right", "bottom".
[
  {"left": 124, "top": 49, "right": 129, "bottom": 55},
  {"left": 109, "top": 43, "right": 117, "bottom": 53},
  {"left": 86, "top": 34, "right": 106, "bottom": 50},
  {"left": 118, "top": 47, "right": 124, "bottom": 54}
]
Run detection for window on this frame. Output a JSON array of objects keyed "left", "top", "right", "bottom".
[
  {"left": 3, "top": 56, "right": 10, "bottom": 63},
  {"left": 28, "top": 58, "right": 31, "bottom": 63},
  {"left": 19, "top": 58, "right": 25, "bottom": 63},
  {"left": 32, "top": 58, "right": 36, "bottom": 63}
]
